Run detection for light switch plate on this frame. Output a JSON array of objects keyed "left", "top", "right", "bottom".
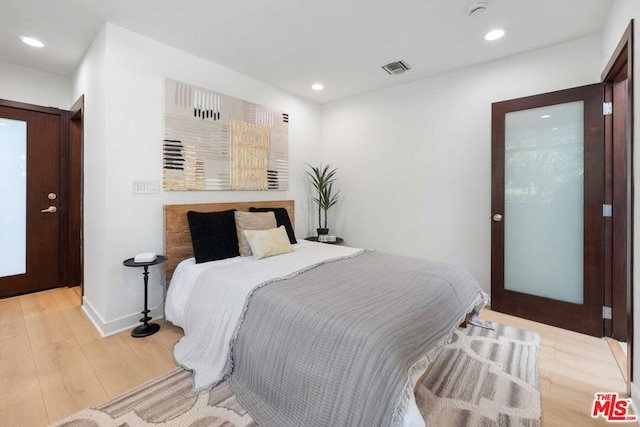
[{"left": 131, "top": 179, "right": 160, "bottom": 194}]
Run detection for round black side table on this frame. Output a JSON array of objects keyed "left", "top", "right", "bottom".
[
  {"left": 304, "top": 236, "right": 344, "bottom": 244},
  {"left": 123, "top": 255, "right": 168, "bottom": 338}
]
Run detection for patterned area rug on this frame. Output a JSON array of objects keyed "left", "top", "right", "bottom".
[
  {"left": 416, "top": 322, "right": 540, "bottom": 426},
  {"left": 51, "top": 322, "right": 540, "bottom": 427}
]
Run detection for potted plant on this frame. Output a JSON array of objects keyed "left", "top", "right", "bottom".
[{"left": 305, "top": 164, "right": 339, "bottom": 236}]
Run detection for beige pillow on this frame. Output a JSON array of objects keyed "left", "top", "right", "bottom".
[
  {"left": 234, "top": 211, "right": 277, "bottom": 256},
  {"left": 243, "top": 226, "right": 293, "bottom": 260}
]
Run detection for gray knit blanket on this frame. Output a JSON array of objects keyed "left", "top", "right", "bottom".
[{"left": 228, "top": 251, "right": 487, "bottom": 427}]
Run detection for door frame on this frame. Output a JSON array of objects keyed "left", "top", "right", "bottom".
[
  {"left": 601, "top": 20, "right": 634, "bottom": 390},
  {"left": 0, "top": 98, "right": 83, "bottom": 292},
  {"left": 69, "top": 96, "right": 84, "bottom": 293}
]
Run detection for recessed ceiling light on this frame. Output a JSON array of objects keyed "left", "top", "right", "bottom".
[
  {"left": 20, "top": 36, "right": 44, "bottom": 48},
  {"left": 311, "top": 83, "right": 324, "bottom": 91},
  {"left": 484, "top": 29, "right": 505, "bottom": 41},
  {"left": 540, "top": 114, "right": 551, "bottom": 119}
]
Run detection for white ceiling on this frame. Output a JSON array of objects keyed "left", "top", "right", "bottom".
[{"left": 1, "top": 0, "right": 612, "bottom": 104}]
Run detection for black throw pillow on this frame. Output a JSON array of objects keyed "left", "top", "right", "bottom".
[
  {"left": 249, "top": 207, "right": 297, "bottom": 244},
  {"left": 187, "top": 209, "right": 239, "bottom": 263}
]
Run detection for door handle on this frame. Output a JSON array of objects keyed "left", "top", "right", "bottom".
[
  {"left": 492, "top": 213, "right": 503, "bottom": 222},
  {"left": 41, "top": 206, "right": 57, "bottom": 213}
]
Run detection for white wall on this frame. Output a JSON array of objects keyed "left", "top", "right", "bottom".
[
  {"left": 320, "top": 36, "right": 603, "bottom": 294},
  {"left": 602, "top": 0, "right": 640, "bottom": 408},
  {"left": 72, "top": 23, "right": 322, "bottom": 335},
  {"left": 73, "top": 25, "right": 110, "bottom": 327},
  {"left": 0, "top": 60, "right": 71, "bottom": 108}
]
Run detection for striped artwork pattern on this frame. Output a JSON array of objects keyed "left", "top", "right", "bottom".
[{"left": 163, "top": 79, "right": 289, "bottom": 191}]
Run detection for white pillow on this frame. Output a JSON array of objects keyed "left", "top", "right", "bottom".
[{"left": 243, "top": 226, "right": 293, "bottom": 260}]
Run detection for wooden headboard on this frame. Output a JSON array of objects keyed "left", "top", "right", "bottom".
[{"left": 163, "top": 200, "right": 295, "bottom": 289}]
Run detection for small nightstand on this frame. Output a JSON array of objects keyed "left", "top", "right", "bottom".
[
  {"left": 305, "top": 236, "right": 344, "bottom": 244},
  {"left": 123, "top": 255, "right": 168, "bottom": 338}
]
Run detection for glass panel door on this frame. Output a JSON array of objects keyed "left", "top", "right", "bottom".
[
  {"left": 504, "top": 101, "right": 584, "bottom": 304},
  {"left": 0, "top": 104, "right": 61, "bottom": 298},
  {"left": 0, "top": 118, "right": 26, "bottom": 277},
  {"left": 491, "top": 83, "right": 604, "bottom": 337}
]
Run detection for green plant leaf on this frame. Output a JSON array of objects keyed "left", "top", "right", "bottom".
[{"left": 306, "top": 163, "right": 339, "bottom": 228}]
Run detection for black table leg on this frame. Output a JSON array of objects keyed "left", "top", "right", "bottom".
[{"left": 131, "top": 265, "right": 160, "bottom": 337}]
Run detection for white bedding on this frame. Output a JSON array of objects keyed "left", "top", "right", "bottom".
[
  {"left": 166, "top": 240, "right": 320, "bottom": 327},
  {"left": 165, "top": 253, "right": 251, "bottom": 327},
  {"left": 166, "top": 240, "right": 426, "bottom": 427}
]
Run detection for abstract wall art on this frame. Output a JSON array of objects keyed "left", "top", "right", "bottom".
[{"left": 163, "top": 78, "right": 289, "bottom": 190}]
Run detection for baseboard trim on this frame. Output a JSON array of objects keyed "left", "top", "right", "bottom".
[{"left": 81, "top": 296, "right": 164, "bottom": 337}]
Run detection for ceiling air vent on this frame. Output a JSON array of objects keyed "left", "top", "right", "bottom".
[{"left": 382, "top": 60, "right": 411, "bottom": 76}]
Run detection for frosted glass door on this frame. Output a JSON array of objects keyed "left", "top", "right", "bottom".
[
  {"left": 504, "top": 101, "right": 584, "bottom": 304},
  {"left": 0, "top": 104, "right": 61, "bottom": 298},
  {"left": 491, "top": 83, "right": 604, "bottom": 337},
  {"left": 0, "top": 118, "right": 26, "bottom": 277}
]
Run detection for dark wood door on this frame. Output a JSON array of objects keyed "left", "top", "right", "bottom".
[
  {"left": 0, "top": 105, "right": 61, "bottom": 297},
  {"left": 491, "top": 83, "right": 604, "bottom": 337}
]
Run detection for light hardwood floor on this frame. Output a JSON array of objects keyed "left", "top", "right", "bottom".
[{"left": 0, "top": 286, "right": 628, "bottom": 426}]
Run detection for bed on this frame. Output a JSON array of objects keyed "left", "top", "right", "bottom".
[{"left": 164, "top": 200, "right": 487, "bottom": 427}]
